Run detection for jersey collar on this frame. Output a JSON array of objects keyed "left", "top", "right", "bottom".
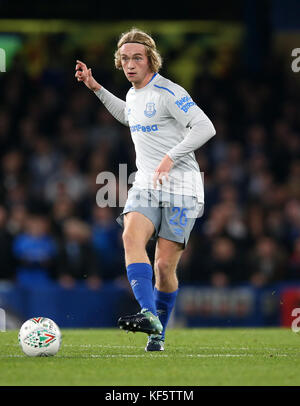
[{"left": 131, "top": 73, "right": 159, "bottom": 92}]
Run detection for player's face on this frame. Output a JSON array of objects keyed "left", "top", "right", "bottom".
[{"left": 120, "top": 43, "right": 153, "bottom": 89}]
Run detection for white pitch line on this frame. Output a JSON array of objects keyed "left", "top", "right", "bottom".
[
  {"left": 4, "top": 343, "right": 298, "bottom": 352},
  {"left": 63, "top": 344, "right": 138, "bottom": 349},
  {"left": 59, "top": 344, "right": 291, "bottom": 351},
  {"left": 0, "top": 353, "right": 288, "bottom": 359},
  {"left": 89, "top": 354, "right": 254, "bottom": 358},
  {"left": 89, "top": 354, "right": 288, "bottom": 358}
]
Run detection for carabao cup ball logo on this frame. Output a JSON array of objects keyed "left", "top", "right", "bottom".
[{"left": 144, "top": 102, "right": 156, "bottom": 118}]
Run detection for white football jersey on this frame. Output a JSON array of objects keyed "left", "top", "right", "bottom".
[{"left": 124, "top": 73, "right": 208, "bottom": 208}]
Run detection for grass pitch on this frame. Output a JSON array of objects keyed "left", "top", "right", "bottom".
[{"left": 1, "top": 327, "right": 300, "bottom": 386}]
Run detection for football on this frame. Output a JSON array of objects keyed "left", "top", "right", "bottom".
[{"left": 18, "top": 317, "right": 62, "bottom": 357}]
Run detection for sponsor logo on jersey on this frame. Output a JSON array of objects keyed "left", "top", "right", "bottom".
[
  {"left": 130, "top": 124, "right": 158, "bottom": 133},
  {"left": 175, "top": 95, "right": 196, "bottom": 113},
  {"left": 144, "top": 102, "right": 156, "bottom": 118}
]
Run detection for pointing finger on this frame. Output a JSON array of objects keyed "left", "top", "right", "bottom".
[{"left": 76, "top": 60, "right": 87, "bottom": 71}]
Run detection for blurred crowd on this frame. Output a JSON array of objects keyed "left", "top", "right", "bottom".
[{"left": 0, "top": 40, "right": 300, "bottom": 290}]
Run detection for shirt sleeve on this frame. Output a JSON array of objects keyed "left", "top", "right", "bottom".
[
  {"left": 94, "top": 87, "right": 129, "bottom": 126},
  {"left": 167, "top": 115, "right": 216, "bottom": 162},
  {"left": 164, "top": 88, "right": 216, "bottom": 161}
]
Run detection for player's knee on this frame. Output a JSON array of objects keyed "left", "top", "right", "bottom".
[
  {"left": 122, "top": 230, "right": 144, "bottom": 252},
  {"left": 155, "top": 257, "right": 171, "bottom": 282},
  {"left": 122, "top": 230, "right": 133, "bottom": 250}
]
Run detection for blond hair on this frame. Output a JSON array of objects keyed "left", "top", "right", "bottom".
[{"left": 114, "top": 27, "right": 162, "bottom": 73}]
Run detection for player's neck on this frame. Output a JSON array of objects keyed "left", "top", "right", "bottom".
[{"left": 132, "top": 72, "right": 156, "bottom": 90}]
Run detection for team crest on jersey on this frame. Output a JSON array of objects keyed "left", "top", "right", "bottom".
[{"left": 144, "top": 102, "right": 156, "bottom": 118}]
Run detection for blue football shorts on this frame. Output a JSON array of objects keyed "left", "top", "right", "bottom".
[{"left": 116, "top": 186, "right": 204, "bottom": 247}]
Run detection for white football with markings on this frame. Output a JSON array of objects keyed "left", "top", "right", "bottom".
[{"left": 18, "top": 317, "right": 62, "bottom": 357}]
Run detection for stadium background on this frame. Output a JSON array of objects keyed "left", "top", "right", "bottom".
[{"left": 0, "top": 0, "right": 300, "bottom": 330}]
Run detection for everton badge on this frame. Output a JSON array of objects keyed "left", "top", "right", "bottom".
[{"left": 144, "top": 102, "right": 156, "bottom": 118}]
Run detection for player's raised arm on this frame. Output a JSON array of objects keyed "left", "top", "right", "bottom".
[{"left": 75, "top": 60, "right": 128, "bottom": 126}]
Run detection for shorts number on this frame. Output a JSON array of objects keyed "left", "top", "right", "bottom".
[{"left": 169, "top": 207, "right": 188, "bottom": 227}]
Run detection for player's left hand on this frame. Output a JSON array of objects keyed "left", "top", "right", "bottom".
[{"left": 153, "top": 154, "right": 174, "bottom": 189}]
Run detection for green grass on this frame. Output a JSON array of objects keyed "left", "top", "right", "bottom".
[{"left": 1, "top": 327, "right": 300, "bottom": 386}]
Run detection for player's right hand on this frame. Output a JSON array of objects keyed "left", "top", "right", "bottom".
[{"left": 75, "top": 60, "right": 101, "bottom": 92}]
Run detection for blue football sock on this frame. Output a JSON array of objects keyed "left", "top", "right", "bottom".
[
  {"left": 127, "top": 263, "right": 157, "bottom": 316},
  {"left": 154, "top": 287, "right": 178, "bottom": 340}
]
